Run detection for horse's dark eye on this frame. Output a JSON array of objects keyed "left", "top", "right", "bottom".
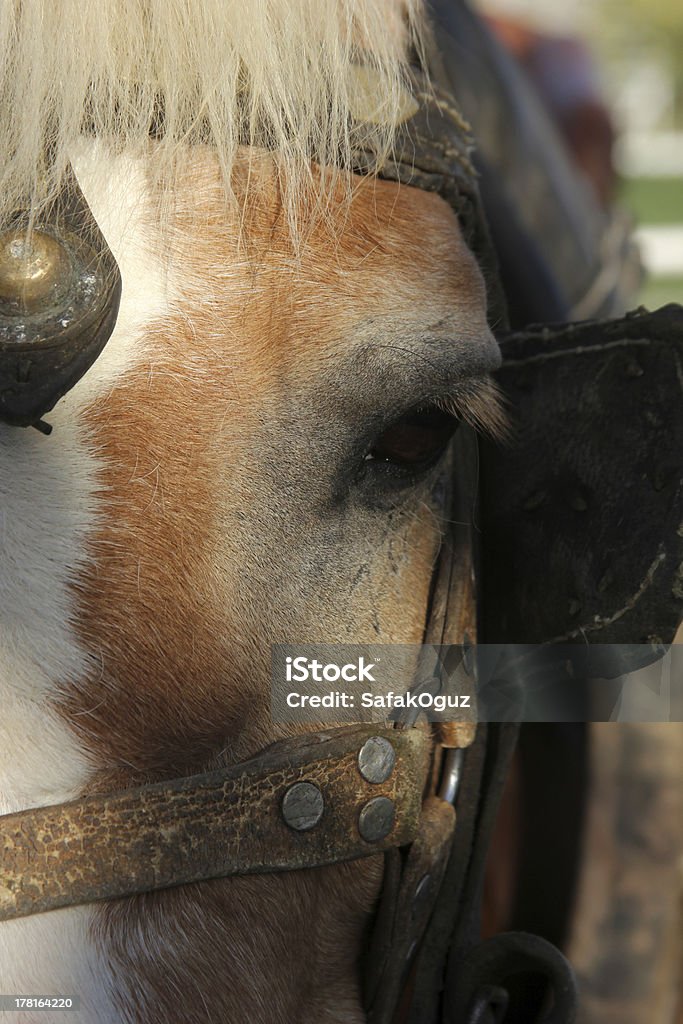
[{"left": 365, "top": 405, "right": 459, "bottom": 470}]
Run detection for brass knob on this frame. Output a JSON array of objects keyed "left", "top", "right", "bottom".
[{"left": 0, "top": 229, "right": 71, "bottom": 312}]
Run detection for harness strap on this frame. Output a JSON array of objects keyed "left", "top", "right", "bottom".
[
  {"left": 0, "top": 723, "right": 430, "bottom": 923},
  {"left": 368, "top": 796, "right": 457, "bottom": 1021},
  {"left": 364, "top": 433, "right": 480, "bottom": 1023},
  {"left": 358, "top": 45, "right": 507, "bottom": 331}
]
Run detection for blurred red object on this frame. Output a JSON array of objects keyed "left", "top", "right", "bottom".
[{"left": 486, "top": 14, "right": 616, "bottom": 206}]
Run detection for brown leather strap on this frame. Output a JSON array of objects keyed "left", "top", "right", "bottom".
[
  {"left": 357, "top": 35, "right": 507, "bottom": 330},
  {"left": 368, "top": 797, "right": 457, "bottom": 1022},
  {"left": 364, "top": 431, "right": 480, "bottom": 1024},
  {"left": 0, "top": 724, "right": 430, "bottom": 922}
]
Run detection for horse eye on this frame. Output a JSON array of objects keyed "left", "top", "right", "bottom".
[{"left": 365, "top": 405, "right": 459, "bottom": 470}]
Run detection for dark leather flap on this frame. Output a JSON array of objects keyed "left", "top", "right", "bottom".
[{"left": 480, "top": 304, "right": 683, "bottom": 647}]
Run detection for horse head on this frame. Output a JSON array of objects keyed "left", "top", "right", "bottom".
[{"left": 0, "top": 2, "right": 504, "bottom": 1020}]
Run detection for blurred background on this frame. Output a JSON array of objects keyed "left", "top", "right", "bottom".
[{"left": 477, "top": 0, "right": 683, "bottom": 309}]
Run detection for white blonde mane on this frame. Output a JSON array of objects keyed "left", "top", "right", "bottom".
[{"left": 0, "top": 0, "right": 425, "bottom": 231}]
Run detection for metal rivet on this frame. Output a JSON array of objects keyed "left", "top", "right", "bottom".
[
  {"left": 358, "top": 796, "right": 395, "bottom": 842},
  {"left": 0, "top": 229, "right": 71, "bottom": 311},
  {"left": 281, "top": 782, "right": 324, "bottom": 831},
  {"left": 348, "top": 66, "right": 419, "bottom": 127},
  {"left": 358, "top": 736, "right": 396, "bottom": 784}
]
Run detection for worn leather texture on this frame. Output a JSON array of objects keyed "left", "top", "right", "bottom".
[
  {"left": 0, "top": 724, "right": 430, "bottom": 922},
  {"left": 481, "top": 305, "right": 683, "bottom": 646},
  {"left": 358, "top": 31, "right": 508, "bottom": 330},
  {"left": 366, "top": 797, "right": 456, "bottom": 1023},
  {"left": 362, "top": 436, "right": 481, "bottom": 1024}
]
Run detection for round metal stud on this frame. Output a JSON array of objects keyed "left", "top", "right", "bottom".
[
  {"left": 281, "top": 782, "right": 324, "bottom": 831},
  {"left": 0, "top": 229, "right": 71, "bottom": 312},
  {"left": 358, "top": 736, "right": 396, "bottom": 785},
  {"left": 348, "top": 65, "right": 419, "bottom": 126},
  {"left": 358, "top": 796, "right": 396, "bottom": 843}
]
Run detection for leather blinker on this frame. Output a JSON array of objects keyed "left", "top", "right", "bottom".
[{"left": 0, "top": 165, "right": 121, "bottom": 431}]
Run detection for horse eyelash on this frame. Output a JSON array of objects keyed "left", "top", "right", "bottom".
[{"left": 434, "top": 378, "right": 512, "bottom": 444}]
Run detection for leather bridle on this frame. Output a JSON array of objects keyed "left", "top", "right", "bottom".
[
  {"left": 0, "top": 43, "right": 482, "bottom": 915},
  {"left": 0, "top": 30, "right": 579, "bottom": 1024},
  {"left": 0, "top": 164, "right": 122, "bottom": 432},
  {"left": 0, "top": 451, "right": 487, "bottom": 1024}
]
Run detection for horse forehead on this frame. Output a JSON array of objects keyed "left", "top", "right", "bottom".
[
  {"left": 311, "top": 182, "right": 483, "bottom": 316},
  {"left": 168, "top": 161, "right": 486, "bottom": 349},
  {"left": 72, "top": 144, "right": 486, "bottom": 375}
]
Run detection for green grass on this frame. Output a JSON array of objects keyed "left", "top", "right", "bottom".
[
  {"left": 637, "top": 275, "right": 683, "bottom": 309},
  {"left": 619, "top": 176, "right": 683, "bottom": 225},
  {"left": 618, "top": 176, "right": 683, "bottom": 308}
]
